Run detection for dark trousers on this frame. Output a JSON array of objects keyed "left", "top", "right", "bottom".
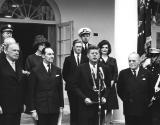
[
  {"left": 151, "top": 101, "right": 160, "bottom": 125},
  {"left": 78, "top": 111, "right": 98, "bottom": 125},
  {"left": 37, "top": 113, "right": 59, "bottom": 125},
  {"left": 67, "top": 90, "right": 79, "bottom": 125},
  {"left": 0, "top": 113, "right": 21, "bottom": 125},
  {"left": 125, "top": 114, "right": 152, "bottom": 125}
]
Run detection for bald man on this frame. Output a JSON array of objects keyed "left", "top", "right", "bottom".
[{"left": 117, "top": 52, "right": 153, "bottom": 125}]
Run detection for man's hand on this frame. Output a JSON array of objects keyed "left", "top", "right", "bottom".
[
  {"left": 0, "top": 106, "right": 3, "bottom": 114},
  {"left": 101, "top": 97, "right": 106, "bottom": 104},
  {"left": 31, "top": 110, "right": 38, "bottom": 120},
  {"left": 84, "top": 98, "right": 92, "bottom": 105}
]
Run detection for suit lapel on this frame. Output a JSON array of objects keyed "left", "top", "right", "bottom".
[
  {"left": 4, "top": 58, "right": 17, "bottom": 76},
  {"left": 39, "top": 63, "right": 49, "bottom": 77},
  {"left": 40, "top": 63, "right": 57, "bottom": 78},
  {"left": 50, "top": 64, "right": 56, "bottom": 77},
  {"left": 85, "top": 63, "right": 98, "bottom": 90},
  {"left": 71, "top": 54, "right": 78, "bottom": 66},
  {"left": 136, "top": 67, "right": 144, "bottom": 79}
]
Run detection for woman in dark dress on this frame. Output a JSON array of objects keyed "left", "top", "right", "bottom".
[
  {"left": 98, "top": 40, "right": 119, "bottom": 125},
  {"left": 25, "top": 35, "right": 50, "bottom": 71}
]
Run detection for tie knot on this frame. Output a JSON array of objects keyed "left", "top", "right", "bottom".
[
  {"left": 84, "top": 43, "right": 87, "bottom": 48},
  {"left": 132, "top": 69, "right": 136, "bottom": 72},
  {"left": 132, "top": 69, "right": 136, "bottom": 77},
  {"left": 47, "top": 64, "right": 51, "bottom": 70},
  {"left": 93, "top": 64, "right": 96, "bottom": 68}
]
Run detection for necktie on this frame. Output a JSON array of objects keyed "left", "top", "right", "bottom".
[
  {"left": 84, "top": 43, "right": 87, "bottom": 51},
  {"left": 77, "top": 54, "right": 80, "bottom": 65},
  {"left": 47, "top": 64, "right": 51, "bottom": 75},
  {"left": 92, "top": 65, "right": 97, "bottom": 79},
  {"left": 132, "top": 70, "right": 136, "bottom": 77}
]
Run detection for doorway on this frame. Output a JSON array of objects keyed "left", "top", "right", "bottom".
[{"left": 10, "top": 23, "right": 48, "bottom": 67}]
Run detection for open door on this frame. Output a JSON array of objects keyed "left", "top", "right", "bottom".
[{"left": 56, "top": 21, "right": 74, "bottom": 68}]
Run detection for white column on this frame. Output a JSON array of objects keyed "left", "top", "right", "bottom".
[{"left": 113, "top": 0, "right": 138, "bottom": 123}]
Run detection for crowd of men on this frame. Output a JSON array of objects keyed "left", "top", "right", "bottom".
[{"left": 0, "top": 24, "right": 160, "bottom": 125}]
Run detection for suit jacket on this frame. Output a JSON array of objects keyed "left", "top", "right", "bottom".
[
  {"left": 62, "top": 53, "right": 88, "bottom": 91},
  {"left": 72, "top": 63, "right": 111, "bottom": 115},
  {"left": 28, "top": 62, "right": 64, "bottom": 114},
  {"left": 117, "top": 67, "right": 154, "bottom": 116},
  {"left": 0, "top": 56, "right": 26, "bottom": 114},
  {"left": 99, "top": 57, "right": 118, "bottom": 82}
]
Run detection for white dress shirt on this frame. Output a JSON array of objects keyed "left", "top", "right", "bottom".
[
  {"left": 43, "top": 62, "right": 50, "bottom": 72},
  {"left": 131, "top": 67, "right": 139, "bottom": 77}
]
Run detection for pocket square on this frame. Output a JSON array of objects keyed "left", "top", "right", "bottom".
[{"left": 56, "top": 75, "right": 60, "bottom": 77}]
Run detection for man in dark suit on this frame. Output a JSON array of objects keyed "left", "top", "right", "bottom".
[
  {"left": 117, "top": 52, "right": 153, "bottom": 125},
  {"left": 0, "top": 42, "right": 26, "bottom": 125},
  {"left": 72, "top": 45, "right": 111, "bottom": 125},
  {"left": 28, "top": 47, "right": 64, "bottom": 125},
  {"left": 62, "top": 39, "right": 88, "bottom": 125},
  {"left": 78, "top": 27, "right": 92, "bottom": 55}
]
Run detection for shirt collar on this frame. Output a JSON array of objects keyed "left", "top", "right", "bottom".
[
  {"left": 131, "top": 67, "right": 139, "bottom": 74},
  {"left": 43, "top": 61, "right": 50, "bottom": 71},
  {"left": 83, "top": 43, "right": 88, "bottom": 48},
  {"left": 74, "top": 52, "right": 81, "bottom": 57},
  {"left": 89, "top": 62, "right": 97, "bottom": 69},
  {"left": 6, "top": 57, "right": 15, "bottom": 65}
]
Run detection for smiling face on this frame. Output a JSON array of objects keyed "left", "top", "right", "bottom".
[{"left": 101, "top": 44, "right": 109, "bottom": 55}]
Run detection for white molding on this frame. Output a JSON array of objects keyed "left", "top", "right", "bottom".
[{"left": 0, "top": 18, "right": 58, "bottom": 24}]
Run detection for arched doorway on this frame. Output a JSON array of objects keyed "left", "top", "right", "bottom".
[{"left": 0, "top": 0, "right": 62, "bottom": 67}]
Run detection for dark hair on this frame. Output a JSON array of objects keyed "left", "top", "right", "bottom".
[
  {"left": 33, "top": 35, "right": 50, "bottom": 51},
  {"left": 87, "top": 45, "right": 99, "bottom": 54},
  {"left": 41, "top": 47, "right": 53, "bottom": 55},
  {"left": 98, "top": 40, "right": 111, "bottom": 55},
  {"left": 72, "top": 39, "right": 82, "bottom": 46}
]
